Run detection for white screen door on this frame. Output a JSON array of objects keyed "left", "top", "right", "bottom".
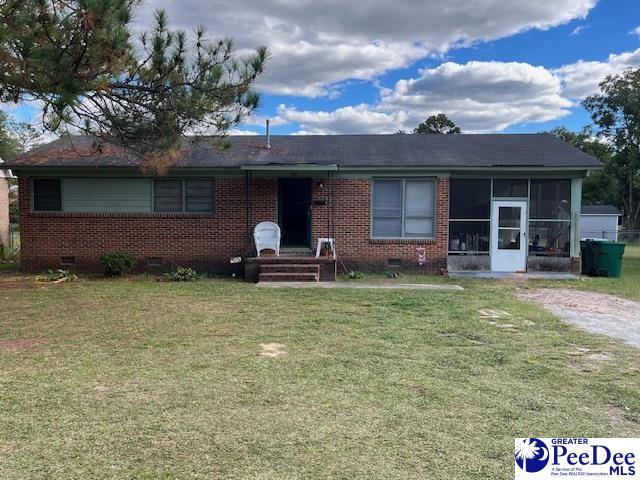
[{"left": 490, "top": 200, "right": 527, "bottom": 272}]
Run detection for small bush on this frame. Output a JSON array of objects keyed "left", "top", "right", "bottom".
[
  {"left": 347, "top": 270, "right": 364, "bottom": 279},
  {"left": 160, "top": 267, "right": 199, "bottom": 282},
  {"left": 100, "top": 251, "right": 135, "bottom": 277},
  {"left": 37, "top": 269, "right": 78, "bottom": 283}
]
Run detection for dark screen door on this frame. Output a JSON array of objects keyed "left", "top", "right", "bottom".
[{"left": 278, "top": 178, "right": 311, "bottom": 247}]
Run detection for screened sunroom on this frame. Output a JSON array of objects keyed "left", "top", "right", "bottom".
[{"left": 447, "top": 177, "right": 582, "bottom": 272}]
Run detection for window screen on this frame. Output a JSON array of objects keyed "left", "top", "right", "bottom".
[
  {"left": 185, "top": 180, "right": 214, "bottom": 212},
  {"left": 372, "top": 180, "right": 402, "bottom": 237},
  {"left": 404, "top": 180, "right": 434, "bottom": 237},
  {"left": 493, "top": 179, "right": 528, "bottom": 198},
  {"left": 530, "top": 180, "right": 571, "bottom": 219},
  {"left": 33, "top": 179, "right": 62, "bottom": 211},
  {"left": 154, "top": 180, "right": 183, "bottom": 212},
  {"left": 449, "top": 179, "right": 490, "bottom": 219},
  {"left": 372, "top": 179, "right": 435, "bottom": 238}
]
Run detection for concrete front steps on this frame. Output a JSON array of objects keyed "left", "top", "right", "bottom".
[{"left": 258, "top": 263, "right": 320, "bottom": 282}]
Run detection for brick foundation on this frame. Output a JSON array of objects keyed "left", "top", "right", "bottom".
[
  {"left": 18, "top": 176, "right": 449, "bottom": 276},
  {"left": 570, "top": 256, "right": 581, "bottom": 275}
]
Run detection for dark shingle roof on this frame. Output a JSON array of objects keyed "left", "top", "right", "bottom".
[
  {"left": 7, "top": 133, "right": 602, "bottom": 169},
  {"left": 581, "top": 205, "right": 621, "bottom": 215}
]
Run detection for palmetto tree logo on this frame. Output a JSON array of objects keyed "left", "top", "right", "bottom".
[{"left": 515, "top": 438, "right": 550, "bottom": 473}]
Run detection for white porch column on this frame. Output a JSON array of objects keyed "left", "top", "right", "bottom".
[{"left": 570, "top": 177, "right": 583, "bottom": 258}]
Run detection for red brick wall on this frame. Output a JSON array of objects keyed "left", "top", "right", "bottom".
[
  {"left": 19, "top": 177, "right": 277, "bottom": 272},
  {"left": 18, "top": 176, "right": 449, "bottom": 274},
  {"left": 310, "top": 178, "right": 448, "bottom": 272}
]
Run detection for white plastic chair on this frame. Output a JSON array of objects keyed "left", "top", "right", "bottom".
[
  {"left": 315, "top": 238, "right": 336, "bottom": 258},
  {"left": 254, "top": 221, "right": 281, "bottom": 257}
]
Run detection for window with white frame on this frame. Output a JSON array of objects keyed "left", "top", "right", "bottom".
[{"left": 372, "top": 179, "right": 435, "bottom": 238}]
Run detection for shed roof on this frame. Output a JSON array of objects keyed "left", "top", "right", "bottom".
[
  {"left": 7, "top": 133, "right": 601, "bottom": 170},
  {"left": 581, "top": 205, "right": 622, "bottom": 216}
]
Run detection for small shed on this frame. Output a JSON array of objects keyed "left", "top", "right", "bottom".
[{"left": 580, "top": 205, "right": 621, "bottom": 241}]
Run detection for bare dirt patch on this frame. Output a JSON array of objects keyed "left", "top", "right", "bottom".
[
  {"left": 0, "top": 279, "right": 41, "bottom": 290},
  {"left": 0, "top": 338, "right": 46, "bottom": 352},
  {"left": 260, "top": 343, "right": 287, "bottom": 358},
  {"left": 519, "top": 289, "right": 640, "bottom": 347}
]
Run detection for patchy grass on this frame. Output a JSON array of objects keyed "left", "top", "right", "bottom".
[
  {"left": 340, "top": 246, "right": 640, "bottom": 302},
  {"left": 524, "top": 245, "right": 640, "bottom": 301},
  {"left": 1, "top": 274, "right": 639, "bottom": 479}
]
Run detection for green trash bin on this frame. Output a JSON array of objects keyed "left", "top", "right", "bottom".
[
  {"left": 580, "top": 240, "right": 593, "bottom": 275},
  {"left": 580, "top": 239, "right": 609, "bottom": 276},
  {"left": 592, "top": 241, "right": 626, "bottom": 278}
]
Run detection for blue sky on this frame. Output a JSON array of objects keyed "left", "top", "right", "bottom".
[
  {"left": 8, "top": 0, "right": 640, "bottom": 137},
  {"left": 249, "top": 0, "right": 640, "bottom": 135}
]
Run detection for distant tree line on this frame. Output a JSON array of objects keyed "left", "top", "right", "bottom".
[{"left": 549, "top": 69, "right": 640, "bottom": 230}]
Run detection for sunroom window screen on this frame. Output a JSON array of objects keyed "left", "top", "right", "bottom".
[
  {"left": 372, "top": 179, "right": 434, "bottom": 238},
  {"left": 529, "top": 180, "right": 572, "bottom": 257}
]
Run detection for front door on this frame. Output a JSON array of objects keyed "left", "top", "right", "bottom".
[
  {"left": 278, "top": 178, "right": 312, "bottom": 247},
  {"left": 490, "top": 200, "right": 527, "bottom": 272}
]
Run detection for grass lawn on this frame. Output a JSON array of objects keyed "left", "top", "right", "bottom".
[{"left": 1, "top": 258, "right": 640, "bottom": 478}]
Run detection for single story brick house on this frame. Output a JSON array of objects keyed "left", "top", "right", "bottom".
[{"left": 7, "top": 133, "right": 601, "bottom": 280}]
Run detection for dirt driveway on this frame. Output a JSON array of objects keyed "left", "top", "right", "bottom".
[{"left": 519, "top": 289, "right": 640, "bottom": 347}]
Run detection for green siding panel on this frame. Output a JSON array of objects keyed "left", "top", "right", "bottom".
[{"left": 62, "top": 178, "right": 152, "bottom": 212}]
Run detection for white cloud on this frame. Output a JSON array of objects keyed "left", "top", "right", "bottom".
[
  {"left": 139, "top": 0, "right": 596, "bottom": 97},
  {"left": 269, "top": 45, "right": 640, "bottom": 134},
  {"left": 570, "top": 25, "right": 589, "bottom": 35},
  {"left": 554, "top": 47, "right": 640, "bottom": 99},
  {"left": 630, "top": 26, "right": 640, "bottom": 38},
  {"left": 275, "top": 60, "right": 572, "bottom": 134},
  {"left": 227, "top": 129, "right": 259, "bottom": 136},
  {"left": 276, "top": 104, "right": 405, "bottom": 134}
]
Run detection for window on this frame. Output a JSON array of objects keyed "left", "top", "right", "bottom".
[
  {"left": 154, "top": 180, "right": 183, "bottom": 212},
  {"left": 372, "top": 179, "right": 435, "bottom": 238},
  {"left": 153, "top": 179, "right": 214, "bottom": 213},
  {"left": 529, "top": 221, "right": 571, "bottom": 256},
  {"left": 449, "top": 221, "right": 490, "bottom": 253},
  {"left": 530, "top": 180, "right": 571, "bottom": 219},
  {"left": 33, "top": 179, "right": 62, "bottom": 211},
  {"left": 449, "top": 179, "right": 490, "bottom": 219},
  {"left": 529, "top": 180, "right": 572, "bottom": 257},
  {"left": 493, "top": 179, "right": 528, "bottom": 198},
  {"left": 449, "top": 179, "right": 491, "bottom": 253},
  {"left": 497, "top": 206, "right": 522, "bottom": 250},
  {"left": 185, "top": 180, "right": 214, "bottom": 212}
]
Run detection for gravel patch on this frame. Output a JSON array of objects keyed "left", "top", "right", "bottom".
[{"left": 519, "top": 289, "right": 640, "bottom": 347}]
